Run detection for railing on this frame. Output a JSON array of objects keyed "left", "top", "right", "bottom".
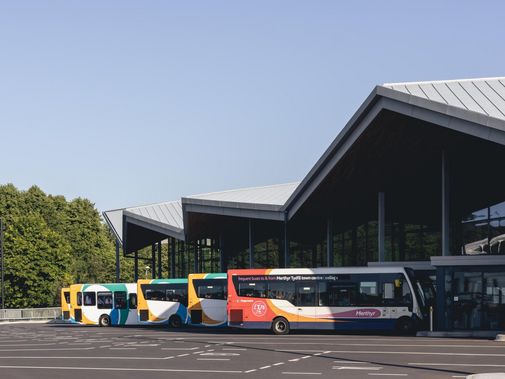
[{"left": 0, "top": 307, "right": 60, "bottom": 321}]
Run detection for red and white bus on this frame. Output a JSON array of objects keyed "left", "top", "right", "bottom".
[{"left": 227, "top": 267, "right": 426, "bottom": 335}]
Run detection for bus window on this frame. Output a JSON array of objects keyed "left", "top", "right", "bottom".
[
  {"left": 97, "top": 292, "right": 113, "bottom": 309},
  {"left": 77, "top": 292, "right": 83, "bottom": 306},
  {"left": 239, "top": 282, "right": 267, "bottom": 298},
  {"left": 267, "top": 281, "right": 295, "bottom": 303},
  {"left": 83, "top": 292, "right": 96, "bottom": 306},
  {"left": 382, "top": 275, "right": 413, "bottom": 307},
  {"left": 64, "top": 292, "right": 70, "bottom": 304},
  {"left": 146, "top": 289, "right": 165, "bottom": 301},
  {"left": 114, "top": 291, "right": 127, "bottom": 309},
  {"left": 359, "top": 281, "right": 381, "bottom": 306},
  {"left": 194, "top": 279, "right": 226, "bottom": 300},
  {"left": 296, "top": 283, "right": 317, "bottom": 306},
  {"left": 319, "top": 282, "right": 357, "bottom": 306},
  {"left": 166, "top": 288, "right": 188, "bottom": 307},
  {"left": 129, "top": 293, "right": 137, "bottom": 309}
]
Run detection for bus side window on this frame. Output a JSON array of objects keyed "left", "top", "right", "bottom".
[
  {"left": 97, "top": 292, "right": 113, "bottom": 309},
  {"left": 114, "top": 291, "right": 127, "bottom": 309},
  {"left": 64, "top": 292, "right": 70, "bottom": 304},
  {"left": 296, "top": 283, "right": 316, "bottom": 306},
  {"left": 77, "top": 292, "right": 82, "bottom": 306},
  {"left": 267, "top": 281, "right": 295, "bottom": 304},
  {"left": 83, "top": 292, "right": 96, "bottom": 306},
  {"left": 129, "top": 293, "right": 137, "bottom": 309}
]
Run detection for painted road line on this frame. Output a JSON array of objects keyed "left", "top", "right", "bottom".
[
  {"left": 259, "top": 365, "right": 272, "bottom": 369},
  {"left": 409, "top": 363, "right": 505, "bottom": 367},
  {"left": 197, "top": 358, "right": 231, "bottom": 361},
  {"left": 244, "top": 369, "right": 257, "bottom": 373},
  {"left": 177, "top": 353, "right": 190, "bottom": 357},
  {"left": 301, "top": 356, "right": 311, "bottom": 359},
  {"left": 334, "top": 366, "right": 382, "bottom": 370},
  {"left": 161, "top": 347, "right": 199, "bottom": 350},
  {"left": 109, "top": 348, "right": 136, "bottom": 350},
  {"left": 328, "top": 350, "right": 505, "bottom": 357},
  {"left": 282, "top": 372, "right": 322, "bottom": 375},
  {"left": 333, "top": 361, "right": 369, "bottom": 364},
  {"left": 0, "top": 347, "right": 95, "bottom": 352},
  {"left": 273, "top": 362, "right": 285, "bottom": 366},
  {"left": 0, "top": 365, "right": 243, "bottom": 374},
  {"left": 275, "top": 349, "right": 326, "bottom": 352},
  {"left": 368, "top": 374, "right": 408, "bottom": 376},
  {"left": 0, "top": 355, "right": 178, "bottom": 360},
  {"left": 289, "top": 358, "right": 301, "bottom": 362},
  {"left": 223, "top": 348, "right": 247, "bottom": 351}
]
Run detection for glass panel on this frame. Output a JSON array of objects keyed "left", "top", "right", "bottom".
[
  {"left": 114, "top": 292, "right": 127, "bottom": 309},
  {"left": 97, "top": 292, "right": 113, "bottom": 309},
  {"left": 267, "top": 281, "right": 295, "bottom": 304},
  {"left": 489, "top": 219, "right": 505, "bottom": 254},
  {"left": 296, "top": 283, "right": 316, "bottom": 306},
  {"left": 482, "top": 272, "right": 505, "bottom": 330},
  {"left": 238, "top": 282, "right": 267, "bottom": 298},
  {"left": 128, "top": 293, "right": 137, "bottom": 309},
  {"left": 77, "top": 292, "right": 82, "bottom": 306},
  {"left": 490, "top": 201, "right": 505, "bottom": 219},
  {"left": 83, "top": 292, "right": 96, "bottom": 306},
  {"left": 452, "top": 271, "right": 482, "bottom": 330}
]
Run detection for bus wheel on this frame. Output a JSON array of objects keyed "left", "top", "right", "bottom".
[
  {"left": 272, "top": 317, "right": 290, "bottom": 335},
  {"left": 396, "top": 317, "right": 415, "bottom": 335},
  {"left": 99, "top": 314, "right": 111, "bottom": 327},
  {"left": 168, "top": 315, "right": 182, "bottom": 329}
]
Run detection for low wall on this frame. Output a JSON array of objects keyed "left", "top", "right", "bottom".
[{"left": 0, "top": 307, "right": 60, "bottom": 321}]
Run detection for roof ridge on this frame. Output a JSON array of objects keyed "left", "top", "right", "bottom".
[{"left": 383, "top": 76, "right": 505, "bottom": 87}]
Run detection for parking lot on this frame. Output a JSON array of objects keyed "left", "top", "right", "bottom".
[{"left": 0, "top": 324, "right": 504, "bottom": 378}]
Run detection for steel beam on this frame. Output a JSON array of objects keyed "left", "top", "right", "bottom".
[
  {"left": 378, "top": 192, "right": 385, "bottom": 262},
  {"left": 442, "top": 150, "right": 450, "bottom": 256}
]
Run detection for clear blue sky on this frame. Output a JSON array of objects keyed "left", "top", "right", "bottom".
[{"left": 1, "top": 1, "right": 504, "bottom": 212}]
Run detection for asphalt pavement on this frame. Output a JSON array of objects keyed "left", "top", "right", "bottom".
[{"left": 0, "top": 323, "right": 503, "bottom": 378}]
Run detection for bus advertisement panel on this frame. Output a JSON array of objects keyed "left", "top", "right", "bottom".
[
  {"left": 227, "top": 267, "right": 425, "bottom": 335},
  {"left": 66, "top": 283, "right": 139, "bottom": 326},
  {"left": 187, "top": 273, "right": 227, "bottom": 327},
  {"left": 60, "top": 287, "right": 71, "bottom": 321},
  {"left": 137, "top": 278, "right": 188, "bottom": 328}
]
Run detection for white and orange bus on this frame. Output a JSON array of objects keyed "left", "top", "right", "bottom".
[
  {"left": 227, "top": 267, "right": 426, "bottom": 335},
  {"left": 187, "top": 273, "right": 227, "bottom": 327}
]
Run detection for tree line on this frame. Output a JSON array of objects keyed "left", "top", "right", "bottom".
[{"left": 0, "top": 184, "right": 134, "bottom": 308}]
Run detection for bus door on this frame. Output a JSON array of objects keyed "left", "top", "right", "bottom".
[
  {"left": 295, "top": 282, "right": 317, "bottom": 328},
  {"left": 70, "top": 285, "right": 83, "bottom": 323}
]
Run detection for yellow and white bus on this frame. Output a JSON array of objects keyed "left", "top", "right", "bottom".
[
  {"left": 67, "top": 283, "right": 139, "bottom": 326},
  {"left": 137, "top": 278, "right": 188, "bottom": 328},
  {"left": 187, "top": 273, "right": 227, "bottom": 327}
]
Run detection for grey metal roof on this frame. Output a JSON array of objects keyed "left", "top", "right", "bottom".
[
  {"left": 103, "top": 200, "right": 184, "bottom": 245},
  {"left": 283, "top": 76, "right": 505, "bottom": 219},
  {"left": 382, "top": 77, "right": 505, "bottom": 121},
  {"left": 185, "top": 182, "right": 299, "bottom": 208},
  {"left": 126, "top": 200, "right": 183, "bottom": 230}
]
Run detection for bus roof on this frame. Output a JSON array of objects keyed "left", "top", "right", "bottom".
[{"left": 228, "top": 267, "right": 410, "bottom": 275}]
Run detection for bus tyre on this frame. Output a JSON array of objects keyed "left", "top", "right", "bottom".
[
  {"left": 169, "top": 315, "right": 182, "bottom": 329},
  {"left": 99, "top": 314, "right": 111, "bottom": 327},
  {"left": 396, "top": 317, "right": 415, "bottom": 335},
  {"left": 272, "top": 317, "right": 290, "bottom": 335}
]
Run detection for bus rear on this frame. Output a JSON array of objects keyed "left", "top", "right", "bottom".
[
  {"left": 60, "top": 287, "right": 71, "bottom": 321},
  {"left": 228, "top": 267, "right": 423, "bottom": 334},
  {"left": 187, "top": 273, "right": 227, "bottom": 327},
  {"left": 137, "top": 278, "right": 188, "bottom": 328}
]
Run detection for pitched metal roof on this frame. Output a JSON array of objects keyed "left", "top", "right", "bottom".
[
  {"left": 382, "top": 77, "right": 505, "bottom": 121},
  {"left": 185, "top": 182, "right": 299, "bottom": 208},
  {"left": 283, "top": 76, "right": 505, "bottom": 218},
  {"left": 103, "top": 200, "right": 184, "bottom": 245}
]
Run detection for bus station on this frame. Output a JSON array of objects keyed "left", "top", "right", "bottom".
[{"left": 104, "top": 76, "right": 505, "bottom": 333}]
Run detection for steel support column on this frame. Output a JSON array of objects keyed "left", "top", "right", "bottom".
[
  {"left": 219, "top": 234, "right": 226, "bottom": 272},
  {"left": 151, "top": 243, "right": 156, "bottom": 279},
  {"left": 378, "top": 192, "right": 385, "bottom": 262},
  {"left": 134, "top": 250, "right": 138, "bottom": 281},
  {"left": 326, "top": 217, "right": 333, "bottom": 267},
  {"left": 157, "top": 241, "right": 162, "bottom": 278},
  {"left": 115, "top": 239, "right": 120, "bottom": 282},
  {"left": 248, "top": 219, "right": 253, "bottom": 269},
  {"left": 283, "top": 220, "right": 289, "bottom": 268},
  {"left": 194, "top": 242, "right": 199, "bottom": 273},
  {"left": 170, "top": 238, "right": 176, "bottom": 278},
  {"left": 442, "top": 150, "right": 450, "bottom": 256}
]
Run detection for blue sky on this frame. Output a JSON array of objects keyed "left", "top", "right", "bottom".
[{"left": 1, "top": 1, "right": 504, "bottom": 212}]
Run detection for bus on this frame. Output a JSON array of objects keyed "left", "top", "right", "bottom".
[
  {"left": 227, "top": 267, "right": 426, "bottom": 335},
  {"left": 187, "top": 273, "right": 227, "bottom": 327},
  {"left": 137, "top": 278, "right": 188, "bottom": 328},
  {"left": 66, "top": 283, "right": 139, "bottom": 326},
  {"left": 61, "top": 287, "right": 71, "bottom": 321}
]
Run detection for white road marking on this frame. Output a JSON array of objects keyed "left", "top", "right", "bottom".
[
  {"left": 300, "top": 356, "right": 311, "bottom": 359},
  {"left": 273, "top": 362, "right": 285, "bottom": 366},
  {"left": 199, "top": 352, "right": 239, "bottom": 356},
  {"left": 282, "top": 372, "right": 322, "bottom": 375},
  {"left": 244, "top": 369, "right": 257, "bottom": 373},
  {"left": 0, "top": 344, "right": 55, "bottom": 347},
  {"left": 197, "top": 358, "right": 231, "bottom": 361},
  {"left": 109, "top": 348, "right": 136, "bottom": 350},
  {"left": 334, "top": 366, "right": 382, "bottom": 370},
  {"left": 368, "top": 374, "right": 408, "bottom": 376},
  {"left": 177, "top": 353, "right": 190, "bottom": 357},
  {"left": 259, "top": 365, "right": 271, "bottom": 369},
  {"left": 0, "top": 365, "right": 243, "bottom": 373},
  {"left": 275, "top": 349, "right": 325, "bottom": 352},
  {"left": 223, "top": 348, "right": 247, "bottom": 351},
  {"left": 0, "top": 347, "right": 95, "bottom": 352},
  {"left": 0, "top": 355, "right": 178, "bottom": 360},
  {"left": 328, "top": 350, "right": 505, "bottom": 357},
  {"left": 161, "top": 347, "right": 199, "bottom": 350},
  {"left": 409, "top": 363, "right": 505, "bottom": 367},
  {"left": 289, "top": 358, "right": 300, "bottom": 362}
]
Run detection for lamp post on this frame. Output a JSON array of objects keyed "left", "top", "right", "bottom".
[{"left": 0, "top": 219, "right": 5, "bottom": 310}]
